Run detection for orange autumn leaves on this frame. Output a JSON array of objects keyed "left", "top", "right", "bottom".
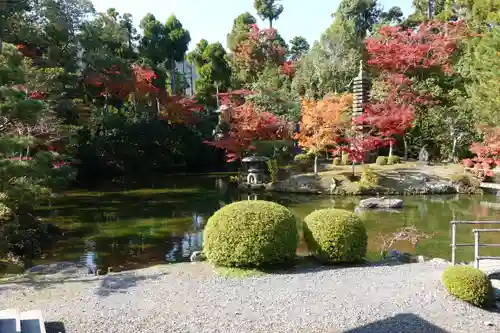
[{"left": 295, "top": 94, "right": 353, "bottom": 153}]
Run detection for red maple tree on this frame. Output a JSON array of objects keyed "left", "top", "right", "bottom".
[
  {"left": 360, "top": 21, "right": 463, "bottom": 158},
  {"left": 205, "top": 92, "right": 288, "bottom": 162},
  {"left": 232, "top": 24, "right": 286, "bottom": 81},
  {"left": 85, "top": 63, "right": 202, "bottom": 123}
]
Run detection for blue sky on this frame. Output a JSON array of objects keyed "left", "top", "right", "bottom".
[{"left": 94, "top": 0, "right": 414, "bottom": 50}]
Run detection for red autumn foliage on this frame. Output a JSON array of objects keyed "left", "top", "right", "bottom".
[
  {"left": 85, "top": 63, "right": 203, "bottom": 123},
  {"left": 29, "top": 90, "right": 45, "bottom": 100},
  {"left": 366, "top": 21, "right": 464, "bottom": 75},
  {"left": 232, "top": 24, "right": 286, "bottom": 80},
  {"left": 205, "top": 101, "right": 289, "bottom": 162},
  {"left": 15, "top": 44, "right": 37, "bottom": 58},
  {"left": 282, "top": 60, "right": 295, "bottom": 77}
]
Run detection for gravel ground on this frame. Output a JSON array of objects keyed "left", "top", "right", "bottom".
[{"left": 1, "top": 261, "right": 499, "bottom": 333}]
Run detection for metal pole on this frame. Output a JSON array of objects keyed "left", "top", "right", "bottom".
[
  {"left": 451, "top": 222, "right": 456, "bottom": 265},
  {"left": 474, "top": 230, "right": 480, "bottom": 269}
]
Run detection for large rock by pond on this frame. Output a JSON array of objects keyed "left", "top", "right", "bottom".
[{"left": 357, "top": 197, "right": 403, "bottom": 209}]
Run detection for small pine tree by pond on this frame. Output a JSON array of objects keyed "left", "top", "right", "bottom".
[
  {"left": 442, "top": 266, "right": 493, "bottom": 308},
  {"left": 0, "top": 43, "right": 76, "bottom": 264},
  {"left": 203, "top": 200, "right": 298, "bottom": 267},
  {"left": 304, "top": 208, "right": 367, "bottom": 263}
]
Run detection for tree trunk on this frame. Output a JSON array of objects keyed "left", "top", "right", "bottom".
[
  {"left": 269, "top": 19, "right": 273, "bottom": 29},
  {"left": 389, "top": 142, "right": 393, "bottom": 158},
  {"left": 403, "top": 136, "right": 408, "bottom": 161},
  {"left": 451, "top": 137, "right": 457, "bottom": 161},
  {"left": 314, "top": 155, "right": 318, "bottom": 176},
  {"left": 0, "top": 35, "right": 3, "bottom": 54}
]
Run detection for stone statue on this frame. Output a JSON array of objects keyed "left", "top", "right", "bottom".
[{"left": 418, "top": 146, "right": 430, "bottom": 165}]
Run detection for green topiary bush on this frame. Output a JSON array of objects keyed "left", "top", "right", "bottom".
[
  {"left": 360, "top": 165, "right": 380, "bottom": 188},
  {"left": 387, "top": 155, "right": 401, "bottom": 165},
  {"left": 304, "top": 208, "right": 367, "bottom": 263},
  {"left": 332, "top": 157, "right": 341, "bottom": 165},
  {"left": 442, "top": 266, "right": 493, "bottom": 308},
  {"left": 203, "top": 200, "right": 298, "bottom": 267},
  {"left": 375, "top": 156, "right": 388, "bottom": 165}
]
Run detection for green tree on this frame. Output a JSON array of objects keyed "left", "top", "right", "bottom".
[
  {"left": 187, "top": 39, "right": 231, "bottom": 108},
  {"left": 248, "top": 64, "right": 300, "bottom": 122},
  {"left": 0, "top": 42, "right": 75, "bottom": 262},
  {"left": 332, "top": 0, "right": 381, "bottom": 40},
  {"left": 292, "top": 31, "right": 361, "bottom": 99},
  {"left": 459, "top": 26, "right": 500, "bottom": 125},
  {"left": 254, "top": 0, "right": 284, "bottom": 28},
  {"left": 139, "top": 13, "right": 190, "bottom": 91},
  {"left": 0, "top": 0, "right": 31, "bottom": 53},
  {"left": 289, "top": 36, "right": 310, "bottom": 60},
  {"left": 227, "top": 12, "right": 256, "bottom": 52}
]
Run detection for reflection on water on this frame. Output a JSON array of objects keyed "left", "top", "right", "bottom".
[
  {"left": 27, "top": 175, "right": 500, "bottom": 274},
  {"left": 166, "top": 213, "right": 205, "bottom": 262}
]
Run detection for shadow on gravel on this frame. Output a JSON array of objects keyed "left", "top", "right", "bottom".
[
  {"left": 265, "top": 257, "right": 409, "bottom": 276},
  {"left": 344, "top": 313, "right": 449, "bottom": 333},
  {"left": 45, "top": 321, "right": 66, "bottom": 333},
  {"left": 96, "top": 271, "right": 168, "bottom": 297}
]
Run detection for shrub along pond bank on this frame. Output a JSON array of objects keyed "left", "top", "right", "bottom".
[{"left": 3, "top": 174, "right": 500, "bottom": 277}]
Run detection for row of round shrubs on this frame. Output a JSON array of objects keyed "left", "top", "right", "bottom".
[
  {"left": 375, "top": 155, "right": 401, "bottom": 165},
  {"left": 203, "top": 200, "right": 367, "bottom": 268}
]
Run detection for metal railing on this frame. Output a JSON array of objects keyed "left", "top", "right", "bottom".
[{"left": 451, "top": 220, "right": 500, "bottom": 269}]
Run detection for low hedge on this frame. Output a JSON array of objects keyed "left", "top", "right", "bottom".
[
  {"left": 332, "top": 157, "right": 341, "bottom": 165},
  {"left": 442, "top": 266, "right": 493, "bottom": 308},
  {"left": 203, "top": 200, "right": 298, "bottom": 267},
  {"left": 304, "top": 208, "right": 367, "bottom": 263}
]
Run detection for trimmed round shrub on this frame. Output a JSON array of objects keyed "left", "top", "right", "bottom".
[
  {"left": 442, "top": 266, "right": 493, "bottom": 308},
  {"left": 387, "top": 155, "right": 401, "bottom": 165},
  {"left": 375, "top": 156, "right": 388, "bottom": 165},
  {"left": 294, "top": 153, "right": 311, "bottom": 162},
  {"left": 332, "top": 157, "right": 341, "bottom": 165},
  {"left": 203, "top": 200, "right": 298, "bottom": 267},
  {"left": 304, "top": 208, "right": 367, "bottom": 263}
]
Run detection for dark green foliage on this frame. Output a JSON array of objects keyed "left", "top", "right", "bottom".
[
  {"left": 289, "top": 36, "right": 310, "bottom": 60},
  {"left": 187, "top": 39, "right": 231, "bottom": 108},
  {"left": 304, "top": 208, "right": 367, "bottom": 263},
  {"left": 0, "top": 43, "right": 75, "bottom": 261},
  {"left": 227, "top": 12, "right": 256, "bottom": 52},
  {"left": 203, "top": 200, "right": 298, "bottom": 267},
  {"left": 387, "top": 155, "right": 401, "bottom": 164},
  {"left": 442, "top": 266, "right": 493, "bottom": 308},
  {"left": 254, "top": 0, "right": 284, "bottom": 28},
  {"left": 375, "top": 156, "right": 388, "bottom": 165}
]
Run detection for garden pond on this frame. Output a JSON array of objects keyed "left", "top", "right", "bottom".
[{"left": 4, "top": 174, "right": 500, "bottom": 275}]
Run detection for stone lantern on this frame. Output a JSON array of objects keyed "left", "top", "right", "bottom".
[
  {"left": 241, "top": 155, "right": 269, "bottom": 185},
  {"left": 213, "top": 104, "right": 230, "bottom": 140}
]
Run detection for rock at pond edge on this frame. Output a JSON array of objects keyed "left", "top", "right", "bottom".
[{"left": 358, "top": 197, "right": 403, "bottom": 209}]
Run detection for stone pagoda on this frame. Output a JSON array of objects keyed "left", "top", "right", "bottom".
[{"left": 352, "top": 60, "right": 371, "bottom": 118}]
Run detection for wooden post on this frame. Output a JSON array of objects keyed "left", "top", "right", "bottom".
[
  {"left": 451, "top": 222, "right": 456, "bottom": 265},
  {"left": 474, "top": 230, "right": 480, "bottom": 269}
]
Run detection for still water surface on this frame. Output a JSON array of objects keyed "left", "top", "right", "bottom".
[{"left": 30, "top": 175, "right": 500, "bottom": 273}]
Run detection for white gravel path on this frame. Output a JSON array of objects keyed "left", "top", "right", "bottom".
[{"left": 0, "top": 261, "right": 499, "bottom": 333}]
